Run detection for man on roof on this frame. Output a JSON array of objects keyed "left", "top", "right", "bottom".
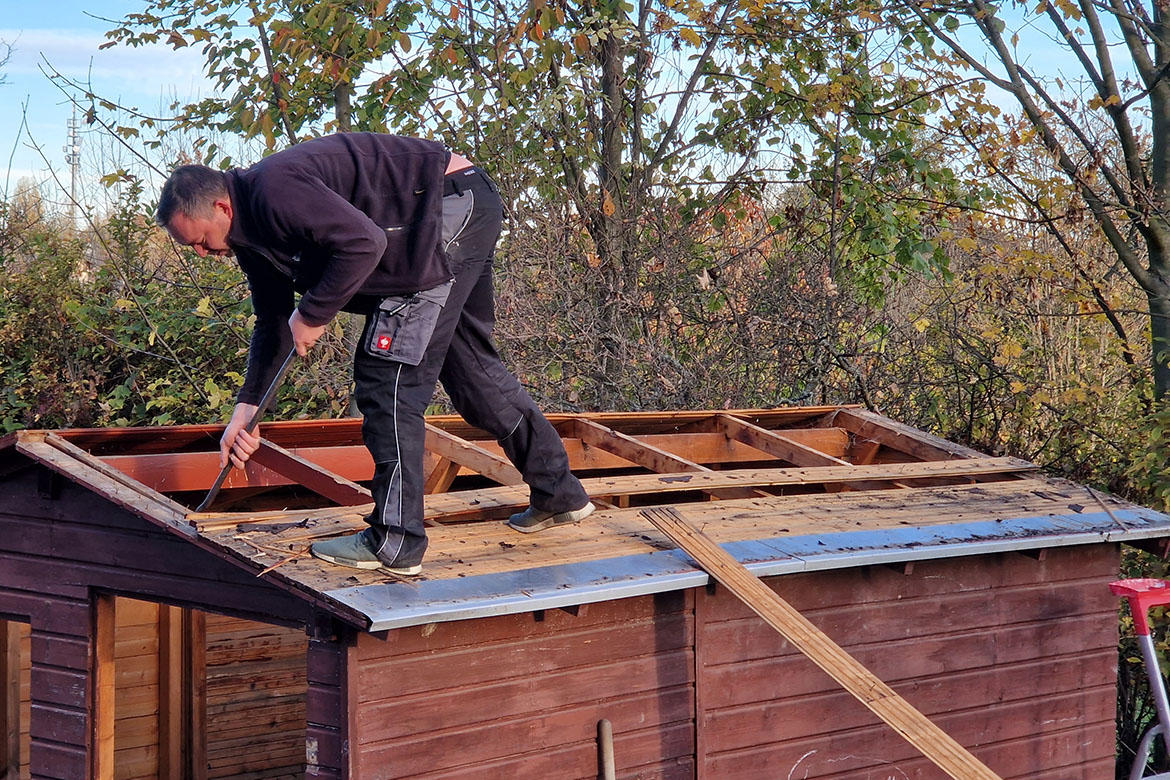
[{"left": 156, "top": 132, "right": 594, "bottom": 575}]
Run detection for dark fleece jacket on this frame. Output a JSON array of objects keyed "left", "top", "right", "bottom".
[{"left": 224, "top": 133, "right": 452, "bottom": 404}]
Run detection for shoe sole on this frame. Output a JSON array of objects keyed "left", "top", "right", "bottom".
[
  {"left": 311, "top": 548, "right": 382, "bottom": 570},
  {"left": 382, "top": 563, "right": 423, "bottom": 576},
  {"left": 508, "top": 502, "right": 595, "bottom": 534},
  {"left": 312, "top": 548, "right": 422, "bottom": 576}
]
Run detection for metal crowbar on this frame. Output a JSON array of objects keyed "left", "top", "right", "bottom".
[{"left": 196, "top": 346, "right": 298, "bottom": 512}]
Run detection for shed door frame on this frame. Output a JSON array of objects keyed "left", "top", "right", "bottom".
[
  {"left": 93, "top": 594, "right": 115, "bottom": 780},
  {"left": 91, "top": 595, "right": 208, "bottom": 780},
  {"left": 1, "top": 616, "right": 30, "bottom": 780}
]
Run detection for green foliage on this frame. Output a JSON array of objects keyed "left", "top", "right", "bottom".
[
  {"left": 0, "top": 184, "right": 352, "bottom": 431},
  {"left": 1129, "top": 404, "right": 1170, "bottom": 512},
  {"left": 103, "top": 0, "right": 414, "bottom": 152},
  {"left": 0, "top": 222, "right": 104, "bottom": 430},
  {"left": 100, "top": 0, "right": 962, "bottom": 294}
]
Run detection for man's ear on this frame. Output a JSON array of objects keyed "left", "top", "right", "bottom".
[{"left": 214, "top": 197, "right": 233, "bottom": 220}]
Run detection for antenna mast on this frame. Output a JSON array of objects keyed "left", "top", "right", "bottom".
[{"left": 64, "top": 106, "right": 81, "bottom": 229}]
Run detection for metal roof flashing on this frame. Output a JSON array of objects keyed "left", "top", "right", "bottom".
[{"left": 330, "top": 507, "right": 1170, "bottom": 632}]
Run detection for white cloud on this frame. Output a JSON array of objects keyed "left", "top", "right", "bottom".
[
  {"left": 0, "top": 25, "right": 220, "bottom": 191},
  {"left": 0, "top": 27, "right": 212, "bottom": 99}
]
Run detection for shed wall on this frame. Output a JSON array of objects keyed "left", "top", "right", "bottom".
[
  {"left": 697, "top": 544, "right": 1120, "bottom": 779},
  {"left": 204, "top": 613, "right": 308, "bottom": 779},
  {"left": 353, "top": 592, "right": 696, "bottom": 780},
  {"left": 0, "top": 466, "right": 318, "bottom": 779},
  {"left": 352, "top": 545, "right": 1119, "bottom": 779}
]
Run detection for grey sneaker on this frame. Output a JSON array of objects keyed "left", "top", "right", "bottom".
[
  {"left": 311, "top": 530, "right": 423, "bottom": 575},
  {"left": 507, "top": 501, "right": 595, "bottom": 533}
]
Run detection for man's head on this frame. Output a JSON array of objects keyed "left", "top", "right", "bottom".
[{"left": 156, "top": 165, "right": 234, "bottom": 257}]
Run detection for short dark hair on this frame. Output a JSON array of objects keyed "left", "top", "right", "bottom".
[{"left": 156, "top": 164, "right": 229, "bottom": 226}]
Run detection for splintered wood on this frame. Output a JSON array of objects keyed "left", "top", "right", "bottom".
[{"left": 639, "top": 505, "right": 1004, "bottom": 780}]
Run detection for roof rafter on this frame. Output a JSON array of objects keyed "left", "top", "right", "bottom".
[
  {"left": 250, "top": 440, "right": 372, "bottom": 507},
  {"left": 558, "top": 418, "right": 764, "bottom": 500},
  {"left": 424, "top": 424, "right": 523, "bottom": 485}
]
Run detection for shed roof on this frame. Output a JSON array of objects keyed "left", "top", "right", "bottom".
[{"left": 6, "top": 406, "right": 1167, "bottom": 631}]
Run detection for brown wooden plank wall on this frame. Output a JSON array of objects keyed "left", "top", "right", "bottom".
[
  {"left": 0, "top": 484, "right": 95, "bottom": 780},
  {"left": 353, "top": 592, "right": 696, "bottom": 780},
  {"left": 16, "top": 622, "right": 31, "bottom": 780},
  {"left": 112, "top": 599, "right": 161, "bottom": 780},
  {"left": 0, "top": 467, "right": 318, "bottom": 780},
  {"left": 696, "top": 545, "right": 1121, "bottom": 779},
  {"left": 204, "top": 615, "right": 308, "bottom": 780}
]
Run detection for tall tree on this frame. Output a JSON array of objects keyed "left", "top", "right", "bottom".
[
  {"left": 103, "top": 0, "right": 415, "bottom": 154},
  {"left": 895, "top": 0, "right": 1170, "bottom": 399},
  {"left": 99, "top": 0, "right": 964, "bottom": 397},
  {"left": 351, "top": 0, "right": 967, "bottom": 381}
]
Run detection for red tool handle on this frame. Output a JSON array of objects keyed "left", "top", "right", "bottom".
[{"left": 1110, "top": 578, "right": 1170, "bottom": 636}]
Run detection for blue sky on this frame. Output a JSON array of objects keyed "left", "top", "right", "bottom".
[
  {"left": 0, "top": 1, "right": 1141, "bottom": 214},
  {"left": 1, "top": 1, "right": 209, "bottom": 203}
]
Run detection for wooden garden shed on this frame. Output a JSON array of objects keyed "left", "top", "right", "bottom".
[{"left": 2, "top": 405, "right": 1168, "bottom": 779}]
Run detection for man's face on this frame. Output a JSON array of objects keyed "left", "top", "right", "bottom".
[{"left": 166, "top": 198, "right": 233, "bottom": 257}]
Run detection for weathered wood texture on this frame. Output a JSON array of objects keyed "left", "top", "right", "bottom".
[
  {"left": 92, "top": 595, "right": 115, "bottom": 780},
  {"left": 111, "top": 599, "right": 159, "bottom": 780},
  {"left": 304, "top": 627, "right": 351, "bottom": 780},
  {"left": 204, "top": 614, "right": 308, "bottom": 780},
  {"left": 0, "top": 470, "right": 320, "bottom": 780},
  {"left": 695, "top": 545, "right": 1120, "bottom": 780},
  {"left": 643, "top": 506, "right": 1001, "bottom": 780},
  {"left": 104, "top": 430, "right": 852, "bottom": 495},
  {"left": 251, "top": 440, "right": 371, "bottom": 506},
  {"left": 202, "top": 476, "right": 1111, "bottom": 599},
  {"left": 0, "top": 620, "right": 30, "bottom": 780},
  {"left": 353, "top": 592, "right": 696, "bottom": 780}
]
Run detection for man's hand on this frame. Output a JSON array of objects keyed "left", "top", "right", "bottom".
[
  {"left": 221, "top": 402, "right": 261, "bottom": 469},
  {"left": 289, "top": 309, "right": 328, "bottom": 357}
]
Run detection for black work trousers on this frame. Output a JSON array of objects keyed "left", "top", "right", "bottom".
[{"left": 352, "top": 167, "right": 589, "bottom": 567}]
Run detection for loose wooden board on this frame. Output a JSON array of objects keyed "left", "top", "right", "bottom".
[{"left": 640, "top": 506, "right": 1003, "bottom": 780}]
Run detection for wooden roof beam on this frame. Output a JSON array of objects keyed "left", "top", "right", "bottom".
[
  {"left": 558, "top": 418, "right": 765, "bottom": 501},
  {"left": 829, "top": 408, "right": 984, "bottom": 461},
  {"left": 188, "top": 456, "right": 1039, "bottom": 529},
  {"left": 419, "top": 456, "right": 1038, "bottom": 522},
  {"left": 98, "top": 430, "right": 853, "bottom": 496},
  {"left": 35, "top": 432, "right": 190, "bottom": 521},
  {"left": 700, "top": 414, "right": 851, "bottom": 467},
  {"left": 250, "top": 440, "right": 372, "bottom": 507},
  {"left": 560, "top": 418, "right": 712, "bottom": 474},
  {"left": 683, "top": 414, "right": 907, "bottom": 493},
  {"left": 424, "top": 424, "right": 523, "bottom": 486},
  {"left": 424, "top": 457, "right": 462, "bottom": 494}
]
